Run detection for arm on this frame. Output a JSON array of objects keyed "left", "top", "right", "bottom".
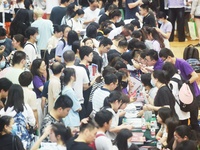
[
  {"left": 188, "top": 71, "right": 198, "bottom": 84},
  {"left": 156, "top": 27, "right": 171, "bottom": 39},
  {"left": 109, "top": 124, "right": 133, "bottom": 133},
  {"left": 128, "top": 0, "right": 142, "bottom": 9}
]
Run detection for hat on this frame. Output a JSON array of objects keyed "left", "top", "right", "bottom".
[{"left": 179, "top": 83, "right": 193, "bottom": 104}]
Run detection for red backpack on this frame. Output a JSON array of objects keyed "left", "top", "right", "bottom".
[{"left": 88, "top": 134, "right": 105, "bottom": 150}]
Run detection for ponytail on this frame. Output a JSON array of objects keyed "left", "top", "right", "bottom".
[{"left": 103, "top": 91, "right": 122, "bottom": 108}]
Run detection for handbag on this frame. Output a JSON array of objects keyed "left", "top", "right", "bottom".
[
  {"left": 188, "top": 19, "right": 198, "bottom": 40},
  {"left": 12, "top": 135, "right": 19, "bottom": 150}
]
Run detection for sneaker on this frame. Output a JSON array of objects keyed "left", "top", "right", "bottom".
[{"left": 194, "top": 43, "right": 200, "bottom": 47}]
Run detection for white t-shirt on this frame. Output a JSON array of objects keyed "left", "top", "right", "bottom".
[
  {"left": 22, "top": 87, "right": 37, "bottom": 110},
  {"left": 67, "top": 18, "right": 83, "bottom": 32},
  {"left": 95, "top": 131, "right": 114, "bottom": 150},
  {"left": 83, "top": 7, "right": 100, "bottom": 28},
  {"left": 40, "top": 142, "right": 66, "bottom": 150},
  {"left": 24, "top": 42, "right": 40, "bottom": 62}
]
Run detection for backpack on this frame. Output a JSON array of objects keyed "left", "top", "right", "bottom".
[
  {"left": 186, "top": 58, "right": 200, "bottom": 73},
  {"left": 12, "top": 112, "right": 33, "bottom": 150},
  {"left": 88, "top": 134, "right": 105, "bottom": 150},
  {"left": 170, "top": 77, "right": 195, "bottom": 112},
  {"left": 49, "top": 39, "right": 66, "bottom": 59},
  {"left": 183, "top": 44, "right": 199, "bottom": 60}
]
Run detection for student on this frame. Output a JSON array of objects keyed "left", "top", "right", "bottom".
[
  {"left": 31, "top": 123, "right": 72, "bottom": 150},
  {"left": 159, "top": 48, "right": 200, "bottom": 131},
  {"left": 175, "top": 140, "right": 198, "bottom": 150},
  {"left": 94, "top": 109, "right": 114, "bottom": 150},
  {"left": 40, "top": 95, "right": 73, "bottom": 142},
  {"left": 109, "top": 9, "right": 122, "bottom": 29},
  {"left": 67, "top": 119, "right": 98, "bottom": 150}
]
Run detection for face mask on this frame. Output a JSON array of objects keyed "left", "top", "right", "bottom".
[
  {"left": 0, "top": 39, "right": 6, "bottom": 44},
  {"left": 150, "top": 79, "right": 156, "bottom": 87},
  {"left": 0, "top": 61, "right": 6, "bottom": 69},
  {"left": 127, "top": 142, "right": 132, "bottom": 148},
  {"left": 158, "top": 20, "right": 163, "bottom": 24},
  {"left": 78, "top": 18, "right": 83, "bottom": 22},
  {"left": 121, "top": 81, "right": 128, "bottom": 89},
  {"left": 116, "top": 17, "right": 122, "bottom": 23},
  {"left": 36, "top": 35, "right": 40, "bottom": 41}
]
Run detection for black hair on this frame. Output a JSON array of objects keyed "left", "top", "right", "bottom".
[
  {"left": 162, "top": 62, "right": 178, "bottom": 83},
  {"left": 121, "top": 93, "right": 130, "bottom": 104},
  {"left": 51, "top": 123, "right": 72, "bottom": 145},
  {"left": 61, "top": 0, "right": 70, "bottom": 4},
  {"left": 175, "top": 140, "right": 197, "bottom": 150},
  {"left": 104, "top": 91, "right": 122, "bottom": 108},
  {"left": 4, "top": 84, "right": 24, "bottom": 113},
  {"left": 63, "top": 50, "right": 75, "bottom": 62},
  {"left": 130, "top": 19, "right": 140, "bottom": 28},
  {"left": 132, "top": 49, "right": 142, "bottom": 59},
  {"left": 61, "top": 24, "right": 71, "bottom": 33},
  {"left": 114, "top": 60, "right": 127, "bottom": 70},
  {"left": 132, "top": 30, "right": 142, "bottom": 39},
  {"left": 146, "top": 49, "right": 158, "bottom": 61},
  {"left": 13, "top": 34, "right": 25, "bottom": 47},
  {"left": 99, "top": 37, "right": 113, "bottom": 47},
  {"left": 24, "top": 0, "right": 32, "bottom": 10},
  {"left": 156, "top": 11, "right": 167, "bottom": 19},
  {"left": 118, "top": 39, "right": 128, "bottom": 48},
  {"left": 79, "top": 46, "right": 93, "bottom": 60},
  {"left": 152, "top": 70, "right": 168, "bottom": 84},
  {"left": 140, "top": 4, "right": 149, "bottom": 12},
  {"left": 62, "top": 67, "right": 76, "bottom": 86},
  {"left": 30, "top": 58, "right": 44, "bottom": 77},
  {"left": 79, "top": 118, "right": 97, "bottom": 133},
  {"left": 104, "top": 73, "right": 118, "bottom": 85},
  {"left": 103, "top": 27, "right": 113, "bottom": 35},
  {"left": 67, "top": 30, "right": 79, "bottom": 45},
  {"left": 65, "top": 3, "right": 76, "bottom": 19},
  {"left": 0, "top": 27, "right": 6, "bottom": 36},
  {"left": 76, "top": 9, "right": 84, "bottom": 16},
  {"left": 12, "top": 51, "right": 26, "bottom": 66},
  {"left": 72, "top": 40, "right": 80, "bottom": 54},
  {"left": 0, "top": 116, "right": 13, "bottom": 135},
  {"left": 53, "top": 95, "right": 73, "bottom": 109},
  {"left": 134, "top": 41, "right": 146, "bottom": 50},
  {"left": 25, "top": 27, "right": 38, "bottom": 39},
  {"left": 175, "top": 125, "right": 194, "bottom": 140},
  {"left": 86, "top": 24, "right": 97, "bottom": 38},
  {"left": 141, "top": 73, "right": 153, "bottom": 88},
  {"left": 19, "top": 71, "right": 33, "bottom": 86},
  {"left": 53, "top": 24, "right": 63, "bottom": 34},
  {"left": 109, "top": 9, "right": 121, "bottom": 19},
  {"left": 94, "top": 109, "right": 113, "bottom": 127},
  {"left": 51, "top": 62, "right": 64, "bottom": 75},
  {"left": 0, "top": 78, "right": 12, "bottom": 91},
  {"left": 127, "top": 38, "right": 139, "bottom": 50},
  {"left": 88, "top": 0, "right": 99, "bottom": 4},
  {"left": 159, "top": 48, "right": 174, "bottom": 58},
  {"left": 114, "top": 129, "right": 132, "bottom": 150},
  {"left": 158, "top": 107, "right": 173, "bottom": 123}
]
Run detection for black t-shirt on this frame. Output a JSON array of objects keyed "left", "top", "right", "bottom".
[
  {"left": 50, "top": 6, "right": 68, "bottom": 25},
  {"left": 142, "top": 13, "right": 156, "bottom": 27},
  {"left": 99, "top": 14, "right": 109, "bottom": 25},
  {"left": 0, "top": 134, "right": 24, "bottom": 150},
  {"left": 107, "top": 49, "right": 121, "bottom": 62},
  {"left": 68, "top": 141, "right": 93, "bottom": 150}
]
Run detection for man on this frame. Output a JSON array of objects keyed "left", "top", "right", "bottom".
[
  {"left": 0, "top": 51, "right": 26, "bottom": 84},
  {"left": 0, "top": 78, "right": 12, "bottom": 109},
  {"left": 159, "top": 48, "right": 200, "bottom": 131},
  {"left": 92, "top": 73, "right": 118, "bottom": 112},
  {"left": 94, "top": 109, "right": 114, "bottom": 150},
  {"left": 50, "top": 0, "right": 71, "bottom": 25},
  {"left": 24, "top": 27, "right": 40, "bottom": 62},
  {"left": 139, "top": 4, "right": 156, "bottom": 27},
  {"left": 145, "top": 49, "right": 163, "bottom": 72},
  {"left": 40, "top": 95, "right": 73, "bottom": 141},
  {"left": 63, "top": 50, "right": 90, "bottom": 119},
  {"left": 0, "top": 27, "right": 14, "bottom": 57},
  {"left": 125, "top": 0, "right": 142, "bottom": 19},
  {"left": 48, "top": 62, "right": 64, "bottom": 112}
]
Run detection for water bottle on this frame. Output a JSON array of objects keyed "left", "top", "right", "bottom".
[
  {"left": 141, "top": 115, "right": 146, "bottom": 132},
  {"left": 157, "top": 138, "right": 162, "bottom": 149},
  {"left": 150, "top": 114, "right": 156, "bottom": 138}
]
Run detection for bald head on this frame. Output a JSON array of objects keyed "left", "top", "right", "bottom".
[
  {"left": 63, "top": 50, "right": 75, "bottom": 63},
  {"left": 51, "top": 62, "right": 64, "bottom": 75}
]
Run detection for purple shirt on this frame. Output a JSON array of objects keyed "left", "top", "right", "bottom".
[
  {"left": 154, "top": 58, "right": 163, "bottom": 70},
  {"left": 33, "top": 75, "right": 46, "bottom": 98},
  {"left": 175, "top": 58, "right": 200, "bottom": 96}
]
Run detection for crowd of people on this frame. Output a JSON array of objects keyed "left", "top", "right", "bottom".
[{"left": 0, "top": 0, "right": 200, "bottom": 150}]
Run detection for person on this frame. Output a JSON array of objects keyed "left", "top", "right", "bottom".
[
  {"left": 0, "top": 27, "right": 14, "bottom": 57},
  {"left": 191, "top": 0, "right": 200, "bottom": 47},
  {"left": 50, "top": 0, "right": 70, "bottom": 25},
  {"left": 104, "top": 91, "right": 133, "bottom": 140},
  {"left": 125, "top": 0, "right": 142, "bottom": 19},
  {"left": 167, "top": 0, "right": 185, "bottom": 42},
  {"left": 83, "top": 0, "right": 100, "bottom": 28},
  {"left": 113, "top": 129, "right": 139, "bottom": 150},
  {"left": 162, "top": 62, "right": 190, "bottom": 125},
  {"left": 94, "top": 109, "right": 114, "bottom": 150},
  {"left": 156, "top": 107, "right": 173, "bottom": 147},
  {"left": 67, "top": 118, "right": 98, "bottom": 150},
  {"left": 63, "top": 50, "right": 89, "bottom": 120},
  {"left": 48, "top": 62, "right": 63, "bottom": 112},
  {"left": 0, "top": 78, "right": 12, "bottom": 109},
  {"left": 24, "top": 27, "right": 40, "bottom": 62},
  {"left": 61, "top": 68, "right": 82, "bottom": 127},
  {"left": 139, "top": 4, "right": 156, "bottom": 27},
  {"left": 45, "top": 0, "right": 59, "bottom": 19},
  {"left": 31, "top": 123, "right": 72, "bottom": 150},
  {"left": 0, "top": 51, "right": 26, "bottom": 84},
  {"left": 92, "top": 73, "right": 118, "bottom": 112},
  {"left": 0, "top": 115, "right": 24, "bottom": 150},
  {"left": 72, "top": 40, "right": 81, "bottom": 65},
  {"left": 0, "top": 84, "right": 36, "bottom": 149},
  {"left": 40, "top": 95, "right": 73, "bottom": 142},
  {"left": 175, "top": 140, "right": 198, "bottom": 150},
  {"left": 159, "top": 48, "right": 200, "bottom": 131},
  {"left": 9, "top": 9, "right": 30, "bottom": 39},
  {"left": 109, "top": 9, "right": 122, "bottom": 29},
  {"left": 156, "top": 11, "right": 172, "bottom": 49},
  {"left": 19, "top": 71, "right": 39, "bottom": 129}
]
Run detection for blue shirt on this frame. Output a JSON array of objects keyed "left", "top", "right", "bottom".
[{"left": 125, "top": 0, "right": 139, "bottom": 19}]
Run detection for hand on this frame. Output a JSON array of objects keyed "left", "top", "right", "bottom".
[
  {"left": 80, "top": 117, "right": 89, "bottom": 125},
  {"left": 91, "top": 18, "right": 97, "bottom": 22},
  {"left": 135, "top": 12, "right": 140, "bottom": 18},
  {"left": 43, "top": 125, "right": 52, "bottom": 137},
  {"left": 123, "top": 124, "right": 134, "bottom": 130},
  {"left": 141, "top": 67, "right": 148, "bottom": 74},
  {"left": 130, "top": 95, "right": 136, "bottom": 103},
  {"left": 137, "top": 110, "right": 144, "bottom": 117},
  {"left": 0, "top": 45, "right": 5, "bottom": 53}
]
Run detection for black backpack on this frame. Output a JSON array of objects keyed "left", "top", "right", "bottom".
[
  {"left": 183, "top": 44, "right": 199, "bottom": 60},
  {"left": 49, "top": 39, "right": 66, "bottom": 59}
]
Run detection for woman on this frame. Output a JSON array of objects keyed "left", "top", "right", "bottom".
[
  {"left": 156, "top": 11, "right": 172, "bottom": 49},
  {"left": 0, "top": 116, "right": 24, "bottom": 150},
  {"left": 61, "top": 68, "right": 82, "bottom": 127},
  {"left": 109, "top": 9, "right": 122, "bottom": 29},
  {"left": 31, "top": 123, "right": 72, "bottom": 150},
  {"left": 191, "top": 0, "right": 200, "bottom": 47},
  {"left": 162, "top": 62, "right": 190, "bottom": 125},
  {"left": 0, "top": 84, "right": 35, "bottom": 149},
  {"left": 143, "top": 70, "right": 176, "bottom": 115}
]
